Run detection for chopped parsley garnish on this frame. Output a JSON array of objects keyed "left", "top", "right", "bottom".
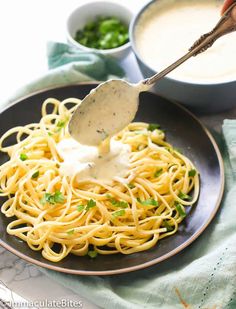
[
  {"left": 74, "top": 17, "right": 129, "bottom": 50},
  {"left": 20, "top": 153, "right": 28, "bottom": 161},
  {"left": 110, "top": 199, "right": 128, "bottom": 208},
  {"left": 77, "top": 205, "right": 85, "bottom": 212},
  {"left": 188, "top": 169, "right": 197, "bottom": 177},
  {"left": 175, "top": 202, "right": 186, "bottom": 218},
  {"left": 178, "top": 191, "right": 192, "bottom": 200},
  {"left": 128, "top": 183, "right": 135, "bottom": 189},
  {"left": 112, "top": 209, "right": 125, "bottom": 218},
  {"left": 31, "top": 171, "right": 39, "bottom": 179},
  {"left": 147, "top": 123, "right": 160, "bottom": 131},
  {"left": 56, "top": 120, "right": 66, "bottom": 132},
  {"left": 163, "top": 220, "right": 173, "bottom": 232},
  {"left": 48, "top": 132, "right": 53, "bottom": 137},
  {"left": 154, "top": 168, "right": 163, "bottom": 178},
  {"left": 40, "top": 191, "right": 65, "bottom": 205},
  {"left": 57, "top": 120, "right": 66, "bottom": 128},
  {"left": 88, "top": 250, "right": 98, "bottom": 258},
  {"left": 76, "top": 200, "right": 96, "bottom": 212},
  {"left": 67, "top": 229, "right": 74, "bottom": 235},
  {"left": 85, "top": 199, "right": 96, "bottom": 211},
  {"left": 137, "top": 198, "right": 158, "bottom": 206}
]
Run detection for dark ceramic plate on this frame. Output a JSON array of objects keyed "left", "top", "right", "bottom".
[{"left": 0, "top": 83, "right": 224, "bottom": 275}]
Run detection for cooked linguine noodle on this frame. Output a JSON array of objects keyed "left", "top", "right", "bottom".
[{"left": 0, "top": 98, "right": 199, "bottom": 262}]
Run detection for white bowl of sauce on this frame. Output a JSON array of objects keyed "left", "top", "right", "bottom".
[{"left": 130, "top": 0, "right": 236, "bottom": 113}]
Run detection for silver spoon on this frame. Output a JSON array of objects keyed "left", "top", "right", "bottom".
[{"left": 69, "top": 2, "right": 236, "bottom": 146}]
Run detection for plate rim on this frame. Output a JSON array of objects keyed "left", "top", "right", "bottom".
[{"left": 0, "top": 82, "right": 225, "bottom": 275}]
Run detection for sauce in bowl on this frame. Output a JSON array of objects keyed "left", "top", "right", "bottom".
[{"left": 135, "top": 0, "right": 236, "bottom": 84}]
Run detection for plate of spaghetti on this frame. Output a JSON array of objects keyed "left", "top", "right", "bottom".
[{"left": 0, "top": 83, "right": 224, "bottom": 275}]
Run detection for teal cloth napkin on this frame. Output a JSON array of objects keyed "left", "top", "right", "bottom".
[{"left": 3, "top": 42, "right": 236, "bottom": 308}]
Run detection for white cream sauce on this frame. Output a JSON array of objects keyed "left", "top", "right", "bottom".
[
  {"left": 68, "top": 80, "right": 149, "bottom": 146},
  {"left": 56, "top": 137, "right": 131, "bottom": 184},
  {"left": 135, "top": 0, "right": 236, "bottom": 83}
]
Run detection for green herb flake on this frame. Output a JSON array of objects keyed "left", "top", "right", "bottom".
[
  {"left": 175, "top": 202, "right": 186, "bottom": 218},
  {"left": 75, "top": 17, "right": 129, "bottom": 50},
  {"left": 112, "top": 209, "right": 125, "bottom": 218},
  {"left": 20, "top": 153, "right": 28, "bottom": 161},
  {"left": 48, "top": 132, "right": 53, "bottom": 137},
  {"left": 85, "top": 199, "right": 96, "bottom": 211},
  {"left": 128, "top": 183, "right": 135, "bottom": 189},
  {"left": 147, "top": 123, "right": 160, "bottom": 132},
  {"left": 88, "top": 250, "right": 98, "bottom": 258},
  {"left": 57, "top": 121, "right": 66, "bottom": 128},
  {"left": 54, "top": 190, "right": 66, "bottom": 203},
  {"left": 56, "top": 120, "right": 66, "bottom": 132},
  {"left": 188, "top": 169, "right": 197, "bottom": 177},
  {"left": 154, "top": 168, "right": 163, "bottom": 178},
  {"left": 40, "top": 191, "right": 65, "bottom": 205},
  {"left": 110, "top": 199, "right": 128, "bottom": 209},
  {"left": 163, "top": 220, "right": 173, "bottom": 232},
  {"left": 137, "top": 198, "right": 158, "bottom": 206},
  {"left": 31, "top": 171, "right": 39, "bottom": 179},
  {"left": 67, "top": 229, "right": 74, "bottom": 235},
  {"left": 77, "top": 205, "right": 85, "bottom": 212},
  {"left": 178, "top": 191, "right": 192, "bottom": 200}
]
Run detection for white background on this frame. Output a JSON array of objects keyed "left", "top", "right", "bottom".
[{"left": 0, "top": 0, "right": 147, "bottom": 104}]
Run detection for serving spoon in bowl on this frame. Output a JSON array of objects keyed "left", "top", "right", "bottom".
[{"left": 69, "top": 2, "right": 236, "bottom": 147}]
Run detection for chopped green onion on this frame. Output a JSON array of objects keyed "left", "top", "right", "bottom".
[
  {"left": 154, "top": 168, "right": 163, "bottom": 178},
  {"left": 67, "top": 229, "right": 74, "bottom": 235},
  {"left": 31, "top": 171, "right": 39, "bottom": 179},
  {"left": 163, "top": 220, "right": 173, "bottom": 232},
  {"left": 137, "top": 198, "right": 158, "bottom": 206},
  {"left": 175, "top": 202, "right": 186, "bottom": 218},
  {"left": 188, "top": 169, "right": 197, "bottom": 177},
  {"left": 112, "top": 209, "right": 125, "bottom": 218},
  {"left": 147, "top": 123, "right": 160, "bottom": 131},
  {"left": 88, "top": 250, "right": 98, "bottom": 258},
  {"left": 20, "top": 153, "right": 28, "bottom": 161},
  {"left": 178, "top": 191, "right": 192, "bottom": 200},
  {"left": 48, "top": 132, "right": 53, "bottom": 136}
]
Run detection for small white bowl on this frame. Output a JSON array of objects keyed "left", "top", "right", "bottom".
[{"left": 66, "top": 1, "right": 132, "bottom": 59}]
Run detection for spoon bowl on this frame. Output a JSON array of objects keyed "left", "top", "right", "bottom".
[{"left": 68, "top": 80, "right": 148, "bottom": 146}]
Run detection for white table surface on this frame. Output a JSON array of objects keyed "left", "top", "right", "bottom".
[{"left": 0, "top": 1, "right": 236, "bottom": 309}]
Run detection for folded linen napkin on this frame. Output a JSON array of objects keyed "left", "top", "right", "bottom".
[{"left": 3, "top": 42, "right": 236, "bottom": 309}]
